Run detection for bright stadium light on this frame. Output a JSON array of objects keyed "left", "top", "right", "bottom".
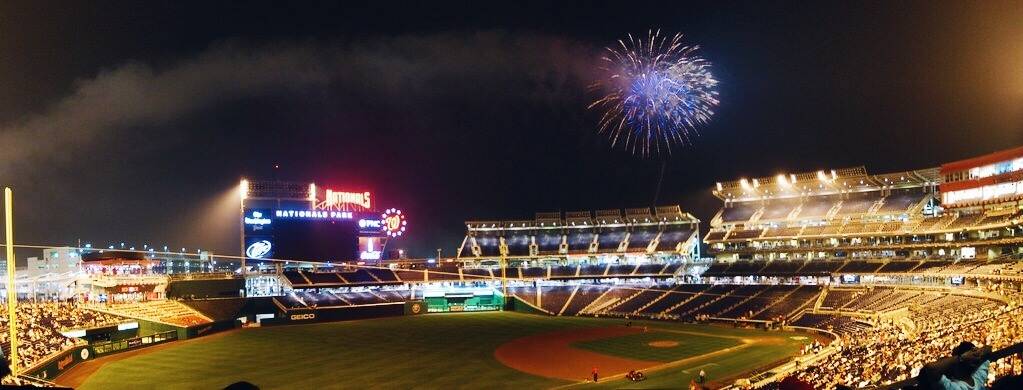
[
  {"left": 776, "top": 174, "right": 789, "bottom": 186},
  {"left": 239, "top": 179, "right": 250, "bottom": 201},
  {"left": 740, "top": 178, "right": 750, "bottom": 190}
]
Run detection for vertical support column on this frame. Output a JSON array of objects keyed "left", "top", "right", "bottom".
[
  {"left": 535, "top": 280, "right": 542, "bottom": 308},
  {"left": 500, "top": 253, "right": 508, "bottom": 309},
  {"left": 5, "top": 188, "right": 18, "bottom": 376}
]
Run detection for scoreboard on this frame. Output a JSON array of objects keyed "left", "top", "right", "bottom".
[{"left": 239, "top": 181, "right": 408, "bottom": 264}]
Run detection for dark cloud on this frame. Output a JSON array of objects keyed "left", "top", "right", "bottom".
[{"left": 0, "top": 32, "right": 601, "bottom": 258}]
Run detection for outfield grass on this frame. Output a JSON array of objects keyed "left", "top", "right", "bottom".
[
  {"left": 75, "top": 312, "right": 807, "bottom": 389},
  {"left": 572, "top": 331, "right": 742, "bottom": 362}
]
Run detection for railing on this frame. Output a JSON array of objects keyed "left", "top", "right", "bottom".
[{"left": 92, "top": 330, "right": 178, "bottom": 355}]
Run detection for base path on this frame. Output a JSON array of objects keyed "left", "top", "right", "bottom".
[{"left": 494, "top": 326, "right": 661, "bottom": 381}]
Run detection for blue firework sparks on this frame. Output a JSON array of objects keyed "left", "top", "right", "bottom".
[{"left": 589, "top": 30, "right": 719, "bottom": 157}]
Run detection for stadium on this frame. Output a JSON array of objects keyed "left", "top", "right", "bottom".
[{"left": 0, "top": 146, "right": 1019, "bottom": 389}]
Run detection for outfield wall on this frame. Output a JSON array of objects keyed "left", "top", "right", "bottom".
[
  {"left": 27, "top": 331, "right": 178, "bottom": 381},
  {"left": 261, "top": 300, "right": 426, "bottom": 326}
]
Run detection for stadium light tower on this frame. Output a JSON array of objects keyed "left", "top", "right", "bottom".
[{"left": 239, "top": 179, "right": 249, "bottom": 275}]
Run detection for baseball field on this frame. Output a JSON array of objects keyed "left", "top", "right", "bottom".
[{"left": 61, "top": 312, "right": 810, "bottom": 389}]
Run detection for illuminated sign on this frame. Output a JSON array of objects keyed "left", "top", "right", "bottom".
[
  {"left": 244, "top": 210, "right": 272, "bottom": 226},
  {"left": 381, "top": 208, "right": 407, "bottom": 238},
  {"left": 289, "top": 313, "right": 316, "bottom": 321},
  {"left": 246, "top": 240, "right": 273, "bottom": 259},
  {"left": 359, "top": 219, "right": 381, "bottom": 229},
  {"left": 359, "top": 237, "right": 382, "bottom": 260},
  {"left": 317, "top": 190, "right": 371, "bottom": 211},
  {"left": 275, "top": 210, "right": 353, "bottom": 219}
]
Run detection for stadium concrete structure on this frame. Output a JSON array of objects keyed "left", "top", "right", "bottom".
[
  {"left": 455, "top": 205, "right": 701, "bottom": 262},
  {"left": 2, "top": 147, "right": 1022, "bottom": 389}
]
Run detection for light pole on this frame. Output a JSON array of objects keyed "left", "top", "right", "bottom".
[
  {"left": 239, "top": 179, "right": 248, "bottom": 276},
  {"left": 5, "top": 187, "right": 19, "bottom": 376}
]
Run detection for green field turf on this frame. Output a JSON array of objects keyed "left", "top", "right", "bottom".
[
  {"left": 75, "top": 312, "right": 808, "bottom": 389},
  {"left": 571, "top": 331, "right": 742, "bottom": 362}
]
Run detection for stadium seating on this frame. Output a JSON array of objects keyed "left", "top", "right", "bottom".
[
  {"left": 504, "top": 234, "right": 531, "bottom": 256},
  {"left": 566, "top": 231, "right": 594, "bottom": 253},
  {"left": 627, "top": 226, "right": 658, "bottom": 251},
  {"left": 539, "top": 286, "right": 576, "bottom": 314},
  {"left": 476, "top": 233, "right": 501, "bottom": 257},
  {"left": 99, "top": 300, "right": 212, "bottom": 327},
  {"left": 536, "top": 232, "right": 563, "bottom": 254},
  {"left": 656, "top": 228, "right": 691, "bottom": 251},
  {"left": 549, "top": 265, "right": 576, "bottom": 278},
  {"left": 0, "top": 303, "right": 127, "bottom": 370},
  {"left": 597, "top": 229, "right": 626, "bottom": 251},
  {"left": 720, "top": 201, "right": 760, "bottom": 223},
  {"left": 561, "top": 285, "right": 610, "bottom": 315}
]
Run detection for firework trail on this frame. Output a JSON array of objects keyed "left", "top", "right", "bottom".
[{"left": 589, "top": 30, "right": 719, "bottom": 157}]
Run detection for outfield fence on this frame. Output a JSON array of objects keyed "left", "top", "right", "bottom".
[{"left": 92, "top": 330, "right": 178, "bottom": 356}]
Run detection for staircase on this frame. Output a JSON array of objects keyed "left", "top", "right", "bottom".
[
  {"left": 635, "top": 288, "right": 675, "bottom": 313},
  {"left": 813, "top": 287, "right": 828, "bottom": 311},
  {"left": 786, "top": 288, "right": 823, "bottom": 320},
  {"left": 683, "top": 289, "right": 734, "bottom": 317},
  {"left": 580, "top": 287, "right": 617, "bottom": 314},
  {"left": 604, "top": 288, "right": 647, "bottom": 313},
  {"left": 825, "top": 201, "right": 843, "bottom": 219},
  {"left": 663, "top": 285, "right": 711, "bottom": 314},
  {"left": 715, "top": 288, "right": 766, "bottom": 317},
  {"left": 557, "top": 285, "right": 580, "bottom": 316},
  {"left": 751, "top": 286, "right": 801, "bottom": 318}
]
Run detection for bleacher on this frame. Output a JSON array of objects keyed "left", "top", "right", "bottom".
[
  {"left": 753, "top": 285, "right": 822, "bottom": 320},
  {"left": 101, "top": 300, "right": 212, "bottom": 327},
  {"left": 627, "top": 226, "right": 659, "bottom": 251},
  {"left": 836, "top": 260, "right": 883, "bottom": 273},
  {"left": 275, "top": 289, "right": 412, "bottom": 309},
  {"left": 504, "top": 233, "right": 532, "bottom": 256},
  {"left": 476, "top": 233, "right": 501, "bottom": 257},
  {"left": 539, "top": 286, "right": 575, "bottom": 314},
  {"left": 597, "top": 229, "right": 626, "bottom": 251},
  {"left": 561, "top": 285, "right": 609, "bottom": 315},
  {"left": 877, "top": 188, "right": 925, "bottom": 214},
  {"left": 835, "top": 191, "right": 881, "bottom": 216},
  {"left": 720, "top": 201, "right": 760, "bottom": 223},
  {"left": 656, "top": 229, "right": 691, "bottom": 251},
  {"left": 567, "top": 230, "right": 594, "bottom": 253}
]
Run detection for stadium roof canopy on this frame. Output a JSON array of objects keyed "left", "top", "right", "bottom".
[
  {"left": 465, "top": 205, "right": 699, "bottom": 231},
  {"left": 712, "top": 166, "right": 940, "bottom": 202}
]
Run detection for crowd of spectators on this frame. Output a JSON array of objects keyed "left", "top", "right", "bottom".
[
  {"left": 0, "top": 302, "right": 125, "bottom": 371},
  {"left": 792, "top": 301, "right": 1022, "bottom": 388}
]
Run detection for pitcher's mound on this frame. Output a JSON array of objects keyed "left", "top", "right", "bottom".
[{"left": 647, "top": 341, "right": 679, "bottom": 348}]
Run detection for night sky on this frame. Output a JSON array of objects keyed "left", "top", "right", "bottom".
[{"left": 1, "top": 1, "right": 1022, "bottom": 259}]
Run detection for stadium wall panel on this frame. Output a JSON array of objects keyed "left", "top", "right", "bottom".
[
  {"left": 26, "top": 345, "right": 91, "bottom": 382},
  {"left": 262, "top": 303, "right": 407, "bottom": 326},
  {"left": 166, "top": 279, "right": 245, "bottom": 299}
]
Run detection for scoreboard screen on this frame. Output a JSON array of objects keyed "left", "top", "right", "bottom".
[
  {"left": 243, "top": 208, "right": 385, "bottom": 263},
  {"left": 273, "top": 219, "right": 361, "bottom": 262}
]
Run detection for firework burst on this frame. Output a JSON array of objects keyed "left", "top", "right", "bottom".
[{"left": 589, "top": 30, "right": 719, "bottom": 157}]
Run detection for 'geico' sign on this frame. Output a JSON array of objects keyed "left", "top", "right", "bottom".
[
  {"left": 290, "top": 313, "right": 316, "bottom": 321},
  {"left": 318, "top": 190, "right": 371, "bottom": 210}
]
